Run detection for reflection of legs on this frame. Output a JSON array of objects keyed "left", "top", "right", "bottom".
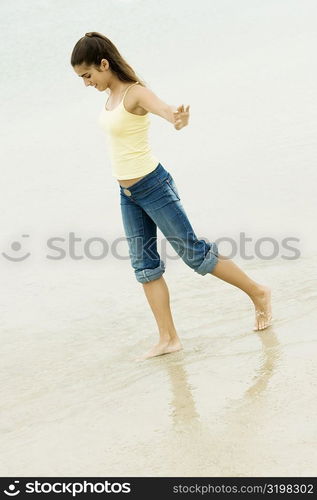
[{"left": 210, "top": 255, "right": 272, "bottom": 331}]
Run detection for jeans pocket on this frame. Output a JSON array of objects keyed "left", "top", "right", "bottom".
[{"left": 166, "top": 175, "right": 181, "bottom": 200}]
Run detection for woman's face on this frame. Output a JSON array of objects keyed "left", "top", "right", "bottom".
[{"left": 73, "top": 61, "right": 109, "bottom": 91}]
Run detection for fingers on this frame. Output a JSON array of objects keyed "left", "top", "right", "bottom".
[
  {"left": 173, "top": 104, "right": 190, "bottom": 130},
  {"left": 174, "top": 104, "right": 190, "bottom": 114}
]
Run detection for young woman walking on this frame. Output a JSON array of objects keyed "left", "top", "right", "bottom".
[{"left": 71, "top": 32, "right": 273, "bottom": 360}]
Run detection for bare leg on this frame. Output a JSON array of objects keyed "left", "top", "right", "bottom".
[
  {"left": 210, "top": 254, "right": 273, "bottom": 330},
  {"left": 136, "top": 255, "right": 272, "bottom": 361},
  {"left": 136, "top": 276, "right": 183, "bottom": 360}
]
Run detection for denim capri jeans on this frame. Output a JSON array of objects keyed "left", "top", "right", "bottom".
[{"left": 119, "top": 162, "right": 219, "bottom": 284}]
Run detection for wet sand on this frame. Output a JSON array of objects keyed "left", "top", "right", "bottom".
[
  {"left": 1, "top": 254, "right": 316, "bottom": 476},
  {"left": 1, "top": 0, "right": 317, "bottom": 476}
]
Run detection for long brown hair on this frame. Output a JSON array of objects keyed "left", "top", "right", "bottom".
[{"left": 70, "top": 32, "right": 146, "bottom": 87}]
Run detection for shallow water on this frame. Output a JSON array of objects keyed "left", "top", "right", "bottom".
[
  {"left": 1, "top": 0, "right": 317, "bottom": 476},
  {"left": 1, "top": 254, "right": 317, "bottom": 476}
]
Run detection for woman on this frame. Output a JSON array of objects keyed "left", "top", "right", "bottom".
[{"left": 71, "top": 31, "right": 273, "bottom": 360}]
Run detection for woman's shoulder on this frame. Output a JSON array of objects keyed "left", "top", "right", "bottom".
[
  {"left": 127, "top": 84, "right": 159, "bottom": 105},
  {"left": 124, "top": 83, "right": 150, "bottom": 114}
]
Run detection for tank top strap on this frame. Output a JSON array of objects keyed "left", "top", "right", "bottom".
[{"left": 122, "top": 81, "right": 139, "bottom": 99}]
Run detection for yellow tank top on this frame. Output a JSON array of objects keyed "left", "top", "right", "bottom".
[{"left": 98, "top": 81, "right": 159, "bottom": 180}]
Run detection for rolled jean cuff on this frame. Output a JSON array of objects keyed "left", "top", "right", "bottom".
[
  {"left": 194, "top": 241, "right": 219, "bottom": 276},
  {"left": 135, "top": 259, "right": 166, "bottom": 284}
]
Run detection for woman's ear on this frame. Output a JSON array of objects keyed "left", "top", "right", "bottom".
[{"left": 100, "top": 58, "right": 110, "bottom": 71}]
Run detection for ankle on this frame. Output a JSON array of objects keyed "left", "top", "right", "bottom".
[
  {"left": 248, "top": 282, "right": 265, "bottom": 297},
  {"left": 158, "top": 327, "right": 179, "bottom": 344},
  {"left": 168, "top": 336, "right": 181, "bottom": 345},
  {"left": 167, "top": 328, "right": 181, "bottom": 344},
  {"left": 158, "top": 333, "right": 171, "bottom": 344}
]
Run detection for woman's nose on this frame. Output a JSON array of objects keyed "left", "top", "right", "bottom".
[{"left": 84, "top": 80, "right": 92, "bottom": 87}]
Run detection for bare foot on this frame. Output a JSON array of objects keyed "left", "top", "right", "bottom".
[
  {"left": 251, "top": 285, "right": 273, "bottom": 331},
  {"left": 135, "top": 338, "right": 183, "bottom": 361}
]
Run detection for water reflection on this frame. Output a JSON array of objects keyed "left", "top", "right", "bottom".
[
  {"left": 245, "top": 328, "right": 280, "bottom": 399},
  {"left": 163, "top": 327, "right": 280, "bottom": 428}
]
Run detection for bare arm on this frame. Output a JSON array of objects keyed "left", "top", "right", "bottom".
[{"left": 134, "top": 86, "right": 190, "bottom": 130}]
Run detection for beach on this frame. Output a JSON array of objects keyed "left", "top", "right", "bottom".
[
  {"left": 1, "top": 254, "right": 316, "bottom": 476},
  {"left": 1, "top": 0, "right": 316, "bottom": 477}
]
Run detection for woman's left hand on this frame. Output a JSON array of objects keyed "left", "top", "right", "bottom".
[{"left": 173, "top": 104, "right": 190, "bottom": 130}]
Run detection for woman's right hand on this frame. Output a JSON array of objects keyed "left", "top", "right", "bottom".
[{"left": 173, "top": 105, "right": 190, "bottom": 130}]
